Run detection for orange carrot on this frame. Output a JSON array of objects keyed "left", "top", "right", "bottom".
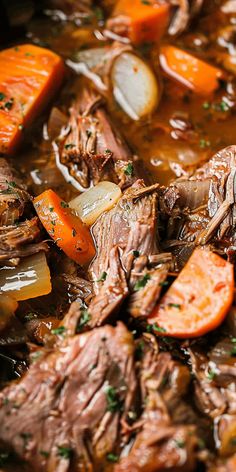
[
  {"left": 0, "top": 44, "right": 65, "bottom": 154},
  {"left": 160, "top": 45, "right": 224, "bottom": 95},
  {"left": 34, "top": 189, "right": 96, "bottom": 266},
  {"left": 148, "top": 248, "right": 234, "bottom": 338},
  {"left": 111, "top": 0, "right": 170, "bottom": 45}
]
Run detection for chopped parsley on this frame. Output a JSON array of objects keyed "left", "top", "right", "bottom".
[
  {"left": 124, "top": 162, "right": 134, "bottom": 176},
  {"left": 25, "top": 52, "right": 34, "bottom": 57},
  {"left": 197, "top": 438, "right": 206, "bottom": 449},
  {"left": 4, "top": 98, "right": 14, "bottom": 110},
  {"left": 199, "top": 139, "right": 211, "bottom": 149},
  {"left": 0, "top": 92, "right": 6, "bottom": 101},
  {"left": 230, "top": 345, "right": 236, "bottom": 356},
  {"left": 141, "top": 0, "right": 151, "bottom": 4},
  {"left": 133, "top": 250, "right": 140, "bottom": 257},
  {"left": 94, "top": 6, "right": 104, "bottom": 21},
  {"left": 64, "top": 143, "right": 75, "bottom": 150},
  {"left": 60, "top": 201, "right": 69, "bottom": 208},
  {"left": 207, "top": 369, "right": 216, "bottom": 381},
  {"left": 159, "top": 280, "right": 169, "bottom": 287},
  {"left": 168, "top": 303, "right": 181, "bottom": 309},
  {"left": 175, "top": 439, "right": 185, "bottom": 448},
  {"left": 97, "top": 271, "right": 107, "bottom": 282},
  {"left": 49, "top": 206, "right": 54, "bottom": 212},
  {"left": 105, "top": 385, "right": 122, "bottom": 412},
  {"left": 134, "top": 273, "right": 151, "bottom": 291},
  {"left": 202, "top": 101, "right": 210, "bottom": 110},
  {"left": 51, "top": 220, "right": 56, "bottom": 226},
  {"left": 51, "top": 326, "right": 67, "bottom": 336},
  {"left": 31, "top": 351, "right": 43, "bottom": 362},
  {"left": 105, "top": 148, "right": 112, "bottom": 154},
  {"left": 135, "top": 340, "right": 145, "bottom": 360},
  {"left": 57, "top": 446, "right": 73, "bottom": 459},
  {"left": 40, "top": 450, "right": 49, "bottom": 458},
  {"left": 106, "top": 453, "right": 119, "bottom": 463},
  {"left": 76, "top": 310, "right": 91, "bottom": 332},
  {"left": 219, "top": 100, "right": 229, "bottom": 112},
  {"left": 152, "top": 323, "right": 166, "bottom": 333}
]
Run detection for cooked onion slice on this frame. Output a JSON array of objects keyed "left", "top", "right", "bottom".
[
  {"left": 0, "top": 252, "right": 51, "bottom": 301},
  {"left": 111, "top": 52, "right": 159, "bottom": 120},
  {"left": 69, "top": 181, "right": 122, "bottom": 226}
]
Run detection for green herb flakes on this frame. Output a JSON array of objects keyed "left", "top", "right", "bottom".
[{"left": 134, "top": 273, "right": 151, "bottom": 291}]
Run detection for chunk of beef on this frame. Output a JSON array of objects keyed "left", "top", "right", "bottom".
[
  {"left": 115, "top": 338, "right": 199, "bottom": 472},
  {"left": 160, "top": 146, "right": 236, "bottom": 268},
  {"left": 0, "top": 217, "right": 48, "bottom": 266},
  {"left": 0, "top": 321, "right": 137, "bottom": 472},
  {"left": 55, "top": 88, "right": 136, "bottom": 191},
  {"left": 0, "top": 158, "right": 30, "bottom": 226},
  {"left": 88, "top": 181, "right": 170, "bottom": 325},
  {"left": 188, "top": 342, "right": 236, "bottom": 458}
]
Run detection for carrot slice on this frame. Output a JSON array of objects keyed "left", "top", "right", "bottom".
[
  {"left": 0, "top": 44, "right": 65, "bottom": 154},
  {"left": 160, "top": 45, "right": 224, "bottom": 95},
  {"left": 112, "top": 0, "right": 170, "bottom": 45},
  {"left": 148, "top": 248, "right": 234, "bottom": 338},
  {"left": 34, "top": 189, "right": 96, "bottom": 266}
]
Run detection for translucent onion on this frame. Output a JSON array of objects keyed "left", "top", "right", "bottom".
[
  {"left": 69, "top": 181, "right": 122, "bottom": 226},
  {"left": 111, "top": 52, "right": 159, "bottom": 120},
  {"left": 0, "top": 252, "right": 51, "bottom": 301}
]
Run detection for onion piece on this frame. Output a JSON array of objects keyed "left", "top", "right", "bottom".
[
  {"left": 0, "top": 295, "right": 18, "bottom": 331},
  {"left": 111, "top": 52, "right": 159, "bottom": 120},
  {"left": 69, "top": 181, "right": 122, "bottom": 226},
  {"left": 0, "top": 252, "right": 51, "bottom": 301}
]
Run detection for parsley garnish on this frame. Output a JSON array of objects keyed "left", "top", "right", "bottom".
[
  {"left": 105, "top": 385, "right": 122, "bottom": 412},
  {"left": 159, "top": 281, "right": 169, "bottom": 287},
  {"left": 199, "top": 139, "right": 210, "bottom": 149},
  {"left": 76, "top": 310, "right": 91, "bottom": 332},
  {"left": 207, "top": 369, "right": 216, "bottom": 381},
  {"left": 124, "top": 163, "right": 134, "bottom": 176},
  {"left": 133, "top": 250, "right": 139, "bottom": 257},
  {"left": 40, "top": 450, "right": 49, "bottom": 458},
  {"left": 202, "top": 101, "right": 210, "bottom": 110},
  {"left": 94, "top": 6, "right": 104, "bottom": 21},
  {"left": 168, "top": 303, "right": 181, "bottom": 309},
  {"left": 97, "top": 271, "right": 107, "bottom": 282},
  {"left": 49, "top": 206, "right": 54, "bottom": 212},
  {"left": 0, "top": 92, "right": 5, "bottom": 101},
  {"left": 106, "top": 453, "right": 119, "bottom": 463},
  {"left": 134, "top": 274, "right": 150, "bottom": 291},
  {"left": 175, "top": 439, "right": 185, "bottom": 448},
  {"left": 4, "top": 98, "right": 14, "bottom": 110},
  {"left": 64, "top": 143, "right": 75, "bottom": 150},
  {"left": 60, "top": 201, "right": 69, "bottom": 208},
  {"left": 57, "top": 446, "right": 73, "bottom": 459},
  {"left": 146, "top": 323, "right": 166, "bottom": 333},
  {"left": 105, "top": 148, "right": 112, "bottom": 153},
  {"left": 51, "top": 326, "right": 66, "bottom": 336}
]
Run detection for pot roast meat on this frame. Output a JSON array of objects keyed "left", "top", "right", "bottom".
[
  {"left": 0, "top": 217, "right": 48, "bottom": 266},
  {"left": 116, "top": 338, "right": 199, "bottom": 472},
  {"left": 87, "top": 180, "right": 170, "bottom": 325},
  {"left": 0, "top": 158, "right": 30, "bottom": 226},
  {"left": 160, "top": 146, "right": 236, "bottom": 268},
  {"left": 0, "top": 321, "right": 137, "bottom": 472},
  {"left": 56, "top": 88, "right": 136, "bottom": 191}
]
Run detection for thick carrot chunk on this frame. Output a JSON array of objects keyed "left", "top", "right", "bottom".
[
  {"left": 0, "top": 44, "right": 65, "bottom": 154},
  {"left": 148, "top": 248, "right": 234, "bottom": 338},
  {"left": 160, "top": 45, "right": 224, "bottom": 95},
  {"left": 34, "top": 189, "right": 96, "bottom": 266},
  {"left": 112, "top": 0, "right": 170, "bottom": 45}
]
